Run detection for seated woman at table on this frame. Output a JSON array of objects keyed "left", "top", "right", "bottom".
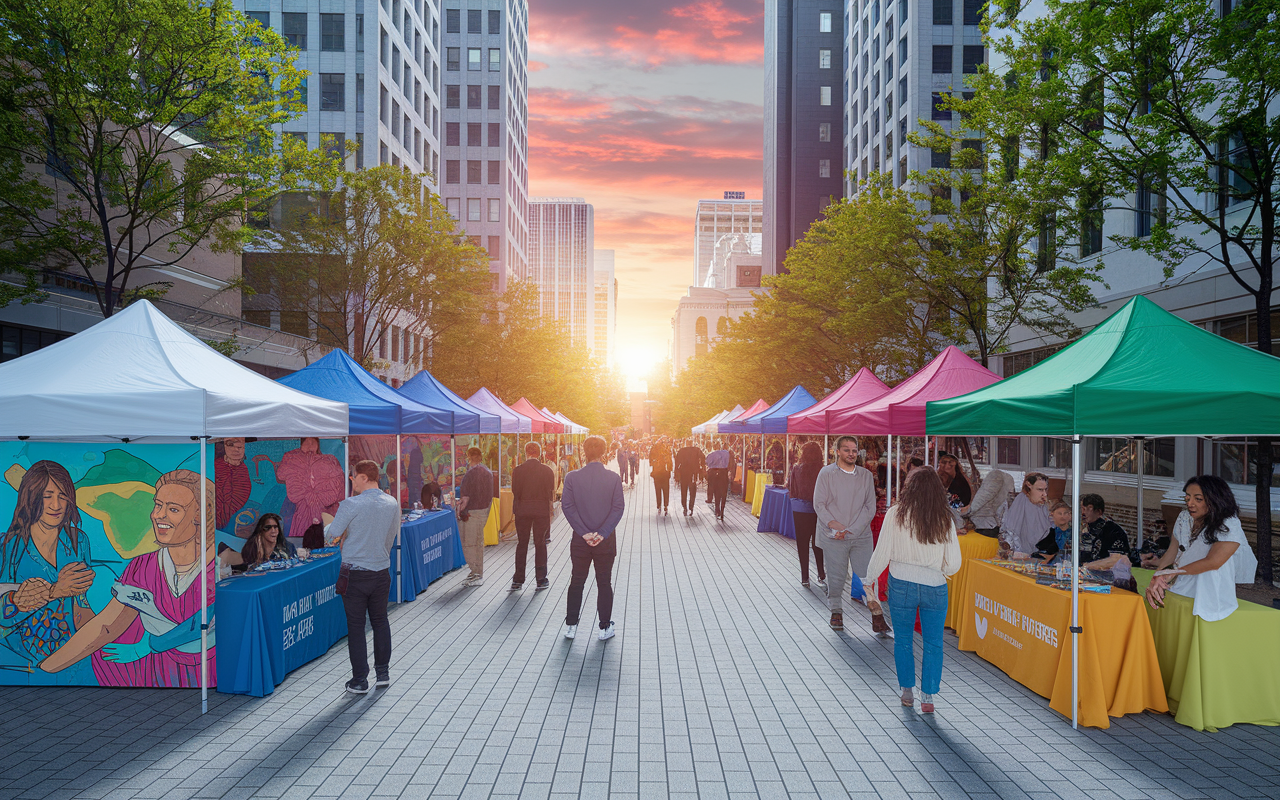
[
  {"left": 234, "top": 514, "right": 296, "bottom": 572},
  {"left": 998, "top": 472, "right": 1051, "bottom": 558},
  {"left": 1145, "top": 475, "right": 1258, "bottom": 622},
  {"left": 420, "top": 470, "right": 443, "bottom": 510},
  {"left": 1033, "top": 501, "right": 1073, "bottom": 560}
]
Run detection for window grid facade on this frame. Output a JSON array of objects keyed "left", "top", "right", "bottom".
[{"left": 528, "top": 199, "right": 595, "bottom": 348}]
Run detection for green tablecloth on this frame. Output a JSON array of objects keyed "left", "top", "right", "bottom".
[{"left": 1135, "top": 569, "right": 1280, "bottom": 731}]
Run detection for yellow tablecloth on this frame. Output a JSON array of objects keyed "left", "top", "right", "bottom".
[
  {"left": 955, "top": 560, "right": 1168, "bottom": 728},
  {"left": 1134, "top": 569, "right": 1280, "bottom": 731},
  {"left": 944, "top": 533, "right": 1000, "bottom": 630},
  {"left": 751, "top": 474, "right": 769, "bottom": 517},
  {"left": 743, "top": 470, "right": 758, "bottom": 505},
  {"left": 481, "top": 490, "right": 515, "bottom": 544}
]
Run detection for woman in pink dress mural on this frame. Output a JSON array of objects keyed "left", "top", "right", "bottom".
[
  {"left": 39, "top": 469, "right": 216, "bottom": 687},
  {"left": 276, "top": 437, "right": 346, "bottom": 540}
]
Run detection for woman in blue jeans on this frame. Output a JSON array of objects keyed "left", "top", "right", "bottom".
[{"left": 864, "top": 466, "right": 961, "bottom": 713}]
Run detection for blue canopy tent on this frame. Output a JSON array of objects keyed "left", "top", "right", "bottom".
[
  {"left": 278, "top": 350, "right": 458, "bottom": 601},
  {"left": 719, "top": 386, "right": 817, "bottom": 485},
  {"left": 401, "top": 369, "right": 504, "bottom": 491}
]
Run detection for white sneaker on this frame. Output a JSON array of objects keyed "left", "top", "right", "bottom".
[
  {"left": 813, "top": 577, "right": 827, "bottom": 590},
  {"left": 563, "top": 624, "right": 577, "bottom": 640},
  {"left": 598, "top": 622, "right": 616, "bottom": 641},
  {"left": 466, "top": 576, "right": 484, "bottom": 587}
]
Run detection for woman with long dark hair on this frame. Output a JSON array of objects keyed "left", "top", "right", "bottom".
[
  {"left": 235, "top": 513, "right": 295, "bottom": 572},
  {"left": 0, "top": 460, "right": 96, "bottom": 683},
  {"left": 1145, "top": 475, "right": 1257, "bottom": 621},
  {"left": 864, "top": 466, "right": 960, "bottom": 713},
  {"left": 787, "top": 441, "right": 827, "bottom": 589}
]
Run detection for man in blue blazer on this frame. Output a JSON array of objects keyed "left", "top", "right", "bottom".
[{"left": 561, "top": 435, "right": 626, "bottom": 641}]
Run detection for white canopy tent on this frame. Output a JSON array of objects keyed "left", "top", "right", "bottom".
[{"left": 0, "top": 301, "right": 349, "bottom": 713}]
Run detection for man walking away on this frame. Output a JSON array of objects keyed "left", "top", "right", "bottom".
[
  {"left": 616, "top": 441, "right": 631, "bottom": 485},
  {"left": 627, "top": 446, "right": 640, "bottom": 488},
  {"left": 511, "top": 441, "right": 555, "bottom": 591},
  {"left": 456, "top": 447, "right": 494, "bottom": 586},
  {"left": 673, "top": 440, "right": 705, "bottom": 516},
  {"left": 813, "top": 436, "right": 877, "bottom": 631},
  {"left": 649, "top": 437, "right": 673, "bottom": 515},
  {"left": 705, "top": 440, "right": 735, "bottom": 521},
  {"left": 329, "top": 459, "right": 401, "bottom": 693},
  {"left": 561, "top": 436, "right": 625, "bottom": 641}
]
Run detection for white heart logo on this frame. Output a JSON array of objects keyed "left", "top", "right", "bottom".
[{"left": 975, "top": 613, "right": 989, "bottom": 640}]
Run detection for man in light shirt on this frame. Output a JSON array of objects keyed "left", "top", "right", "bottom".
[
  {"left": 704, "top": 440, "right": 735, "bottom": 521},
  {"left": 812, "top": 436, "right": 877, "bottom": 631},
  {"left": 329, "top": 459, "right": 401, "bottom": 694}
]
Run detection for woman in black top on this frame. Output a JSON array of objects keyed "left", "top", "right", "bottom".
[
  {"left": 787, "top": 442, "right": 827, "bottom": 589},
  {"left": 236, "top": 513, "right": 296, "bottom": 571}
]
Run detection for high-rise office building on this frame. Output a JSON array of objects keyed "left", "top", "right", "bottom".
[
  {"left": 528, "top": 198, "right": 595, "bottom": 346},
  {"left": 235, "top": 1, "right": 443, "bottom": 184},
  {"left": 694, "top": 195, "right": 764, "bottom": 287},
  {"left": 593, "top": 249, "right": 617, "bottom": 366},
  {"left": 440, "top": 0, "right": 530, "bottom": 292},
  {"left": 764, "top": 0, "right": 845, "bottom": 276},
  {"left": 843, "top": 0, "right": 984, "bottom": 199}
]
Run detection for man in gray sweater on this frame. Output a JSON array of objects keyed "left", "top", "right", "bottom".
[{"left": 813, "top": 436, "right": 877, "bottom": 630}]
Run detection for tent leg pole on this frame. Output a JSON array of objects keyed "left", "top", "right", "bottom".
[
  {"left": 1135, "top": 437, "right": 1145, "bottom": 550},
  {"left": 198, "top": 436, "right": 208, "bottom": 715},
  {"left": 1071, "top": 435, "right": 1082, "bottom": 731},
  {"left": 784, "top": 435, "right": 790, "bottom": 487},
  {"left": 823, "top": 434, "right": 829, "bottom": 466},
  {"left": 396, "top": 434, "right": 402, "bottom": 603},
  {"left": 887, "top": 435, "right": 893, "bottom": 505},
  {"left": 451, "top": 435, "right": 456, "bottom": 504},
  {"left": 344, "top": 437, "right": 351, "bottom": 498}
]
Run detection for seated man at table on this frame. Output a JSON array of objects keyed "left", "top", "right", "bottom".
[{"left": 1078, "top": 494, "right": 1132, "bottom": 563}]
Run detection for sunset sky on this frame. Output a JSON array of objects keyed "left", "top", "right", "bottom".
[{"left": 527, "top": 0, "right": 765, "bottom": 384}]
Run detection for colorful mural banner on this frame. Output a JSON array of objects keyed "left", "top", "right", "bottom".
[
  {"left": 0, "top": 441, "right": 215, "bottom": 687},
  {"left": 220, "top": 438, "right": 346, "bottom": 548}
]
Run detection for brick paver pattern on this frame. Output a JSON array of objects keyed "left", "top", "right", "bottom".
[{"left": 2, "top": 468, "right": 1279, "bottom": 800}]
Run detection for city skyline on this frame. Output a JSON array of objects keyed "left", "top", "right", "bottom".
[{"left": 527, "top": 0, "right": 765, "bottom": 383}]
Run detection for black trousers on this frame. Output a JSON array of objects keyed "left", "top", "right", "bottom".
[
  {"left": 652, "top": 475, "right": 670, "bottom": 509},
  {"left": 707, "top": 469, "right": 730, "bottom": 516},
  {"left": 792, "top": 511, "right": 825, "bottom": 583},
  {"left": 513, "top": 514, "right": 550, "bottom": 584},
  {"left": 678, "top": 476, "right": 698, "bottom": 510},
  {"left": 342, "top": 567, "right": 391, "bottom": 681},
  {"left": 566, "top": 535, "right": 616, "bottom": 628}
]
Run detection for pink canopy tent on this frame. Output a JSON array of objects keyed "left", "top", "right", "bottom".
[
  {"left": 786, "top": 368, "right": 891, "bottom": 434},
  {"left": 729, "top": 399, "right": 770, "bottom": 424},
  {"left": 510, "top": 397, "right": 565, "bottom": 434}
]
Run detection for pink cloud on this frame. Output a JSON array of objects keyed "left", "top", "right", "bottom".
[{"left": 528, "top": 60, "right": 549, "bottom": 72}]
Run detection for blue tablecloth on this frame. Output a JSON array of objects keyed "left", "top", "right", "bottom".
[
  {"left": 756, "top": 486, "right": 796, "bottom": 540},
  {"left": 390, "top": 509, "right": 465, "bottom": 602},
  {"left": 216, "top": 551, "right": 346, "bottom": 697}
]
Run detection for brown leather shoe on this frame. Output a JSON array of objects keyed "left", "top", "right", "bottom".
[
  {"left": 829, "top": 612, "right": 843, "bottom": 631},
  {"left": 872, "top": 612, "right": 891, "bottom": 635}
]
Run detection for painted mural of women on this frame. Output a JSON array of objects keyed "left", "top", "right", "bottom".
[
  {"left": 0, "top": 461, "right": 97, "bottom": 684},
  {"left": 214, "top": 437, "right": 251, "bottom": 532},
  {"left": 40, "top": 469, "right": 216, "bottom": 687},
  {"left": 275, "top": 437, "right": 345, "bottom": 540}
]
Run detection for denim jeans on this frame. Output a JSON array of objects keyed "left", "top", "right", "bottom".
[{"left": 886, "top": 574, "right": 948, "bottom": 694}]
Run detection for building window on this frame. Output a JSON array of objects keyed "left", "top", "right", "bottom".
[
  {"left": 446, "top": 85, "right": 460, "bottom": 108},
  {"left": 321, "top": 13, "right": 344, "bottom": 51},
  {"left": 467, "top": 122, "right": 481, "bottom": 146},
  {"left": 695, "top": 317, "right": 709, "bottom": 356},
  {"left": 468, "top": 47, "right": 482, "bottom": 70},
  {"left": 446, "top": 197, "right": 459, "bottom": 218},
  {"left": 963, "top": 0, "right": 984, "bottom": 25},
  {"left": 282, "top": 13, "right": 307, "bottom": 48},
  {"left": 487, "top": 236, "right": 499, "bottom": 259},
  {"left": 356, "top": 74, "right": 364, "bottom": 112},
  {"left": 818, "top": 159, "right": 831, "bottom": 178},
  {"left": 1080, "top": 186, "right": 1103, "bottom": 257},
  {"left": 819, "top": 11, "right": 832, "bottom": 32},
  {"left": 932, "top": 92, "right": 951, "bottom": 120},
  {"left": 931, "top": 148, "right": 951, "bottom": 168},
  {"left": 1215, "top": 440, "right": 1280, "bottom": 486},
  {"left": 933, "top": 0, "right": 953, "bottom": 24},
  {"left": 356, "top": 14, "right": 364, "bottom": 51},
  {"left": 1040, "top": 438, "right": 1073, "bottom": 469},
  {"left": 487, "top": 160, "right": 500, "bottom": 184},
  {"left": 446, "top": 8, "right": 459, "bottom": 33},
  {"left": 997, "top": 437, "right": 1021, "bottom": 465},
  {"left": 446, "top": 47, "right": 459, "bottom": 70},
  {"left": 489, "top": 9, "right": 501, "bottom": 33},
  {"left": 962, "top": 45, "right": 985, "bottom": 73},
  {"left": 488, "top": 198, "right": 500, "bottom": 222},
  {"left": 467, "top": 198, "right": 481, "bottom": 221},
  {"left": 379, "top": 142, "right": 388, "bottom": 164},
  {"left": 489, "top": 48, "right": 501, "bottom": 71},
  {"left": 930, "top": 184, "right": 950, "bottom": 213},
  {"left": 467, "top": 85, "right": 481, "bottom": 108},
  {"left": 446, "top": 122, "right": 460, "bottom": 146},
  {"left": 819, "top": 48, "right": 831, "bottom": 69},
  {"left": 355, "top": 132, "right": 364, "bottom": 168},
  {"left": 819, "top": 86, "right": 832, "bottom": 105},
  {"left": 468, "top": 8, "right": 482, "bottom": 32},
  {"left": 446, "top": 160, "right": 460, "bottom": 183},
  {"left": 246, "top": 11, "right": 269, "bottom": 28},
  {"left": 819, "top": 123, "right": 831, "bottom": 142},
  {"left": 899, "top": 35, "right": 909, "bottom": 67},
  {"left": 932, "top": 45, "right": 952, "bottom": 73},
  {"left": 320, "top": 74, "right": 345, "bottom": 111},
  {"left": 488, "top": 122, "right": 500, "bottom": 147},
  {"left": 1002, "top": 343, "right": 1064, "bottom": 376},
  {"left": 467, "top": 160, "right": 481, "bottom": 183},
  {"left": 1094, "top": 438, "right": 1175, "bottom": 477},
  {"left": 487, "top": 84, "right": 500, "bottom": 109},
  {"left": 0, "top": 324, "right": 70, "bottom": 363}
]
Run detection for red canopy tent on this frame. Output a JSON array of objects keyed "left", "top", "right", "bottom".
[
  {"left": 786, "top": 368, "right": 891, "bottom": 434},
  {"left": 510, "top": 397, "right": 565, "bottom": 434}
]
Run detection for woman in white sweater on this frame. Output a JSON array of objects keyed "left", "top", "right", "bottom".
[{"left": 865, "top": 466, "right": 961, "bottom": 713}]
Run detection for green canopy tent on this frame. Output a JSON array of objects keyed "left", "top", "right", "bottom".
[{"left": 926, "top": 294, "right": 1280, "bottom": 728}]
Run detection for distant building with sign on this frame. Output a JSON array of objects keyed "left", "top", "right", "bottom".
[
  {"left": 724, "top": 191, "right": 746, "bottom": 200},
  {"left": 693, "top": 197, "right": 763, "bottom": 288}
]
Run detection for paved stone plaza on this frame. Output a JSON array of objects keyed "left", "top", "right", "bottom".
[{"left": 2, "top": 476, "right": 1279, "bottom": 800}]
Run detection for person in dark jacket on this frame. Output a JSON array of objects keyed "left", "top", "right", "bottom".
[
  {"left": 561, "top": 436, "right": 626, "bottom": 642},
  {"left": 649, "top": 438, "right": 673, "bottom": 515},
  {"left": 510, "top": 441, "right": 556, "bottom": 591},
  {"left": 787, "top": 442, "right": 826, "bottom": 589},
  {"left": 673, "top": 441, "right": 705, "bottom": 516}
]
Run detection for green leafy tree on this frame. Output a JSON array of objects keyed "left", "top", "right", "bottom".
[
  {"left": 0, "top": 0, "right": 324, "bottom": 316},
  {"left": 250, "top": 166, "right": 492, "bottom": 368},
  {"left": 988, "top": 0, "right": 1280, "bottom": 578}
]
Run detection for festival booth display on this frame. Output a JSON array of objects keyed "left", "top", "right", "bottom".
[
  {"left": 692, "top": 410, "right": 729, "bottom": 438},
  {"left": 706, "top": 404, "right": 745, "bottom": 489},
  {"left": 0, "top": 300, "right": 348, "bottom": 711},
  {"left": 277, "top": 351, "right": 466, "bottom": 604},
  {"left": 719, "top": 399, "right": 772, "bottom": 507},
  {"left": 786, "top": 368, "right": 891, "bottom": 435},
  {"left": 465, "top": 388, "right": 534, "bottom": 521},
  {"left": 928, "top": 295, "right": 1280, "bottom": 730},
  {"left": 736, "top": 386, "right": 819, "bottom": 527}
]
